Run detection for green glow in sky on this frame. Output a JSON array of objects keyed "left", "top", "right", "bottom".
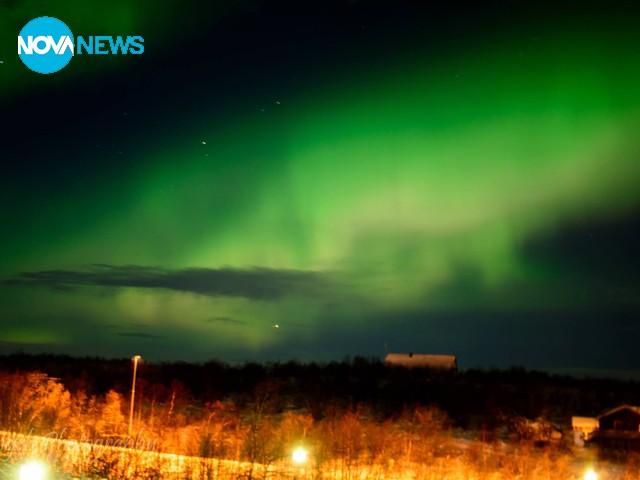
[{"left": 1, "top": 2, "right": 639, "bottom": 368}]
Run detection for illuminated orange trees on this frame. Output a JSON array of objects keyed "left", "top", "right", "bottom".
[{"left": 0, "top": 372, "right": 70, "bottom": 432}]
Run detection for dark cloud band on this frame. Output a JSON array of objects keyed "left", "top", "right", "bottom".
[
  {"left": 3, "top": 264, "right": 326, "bottom": 300},
  {"left": 117, "top": 332, "right": 167, "bottom": 340}
]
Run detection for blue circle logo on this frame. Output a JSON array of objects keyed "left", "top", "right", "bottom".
[{"left": 18, "top": 17, "right": 74, "bottom": 74}]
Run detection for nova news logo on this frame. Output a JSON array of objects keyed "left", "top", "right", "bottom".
[{"left": 18, "top": 16, "right": 144, "bottom": 74}]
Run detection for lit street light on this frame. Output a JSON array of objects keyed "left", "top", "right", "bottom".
[
  {"left": 128, "top": 355, "right": 141, "bottom": 437},
  {"left": 292, "top": 447, "right": 308, "bottom": 464},
  {"left": 19, "top": 461, "right": 47, "bottom": 480},
  {"left": 584, "top": 470, "right": 598, "bottom": 480}
]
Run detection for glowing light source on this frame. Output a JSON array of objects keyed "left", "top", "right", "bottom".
[
  {"left": 584, "top": 469, "right": 598, "bottom": 480},
  {"left": 19, "top": 461, "right": 47, "bottom": 480},
  {"left": 292, "top": 447, "right": 308, "bottom": 464}
]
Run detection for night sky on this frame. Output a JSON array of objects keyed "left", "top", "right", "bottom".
[{"left": 1, "top": 1, "right": 639, "bottom": 375}]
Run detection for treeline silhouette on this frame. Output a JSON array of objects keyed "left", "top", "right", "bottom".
[
  {"left": 1, "top": 353, "right": 639, "bottom": 430},
  {"left": 2, "top": 352, "right": 640, "bottom": 479}
]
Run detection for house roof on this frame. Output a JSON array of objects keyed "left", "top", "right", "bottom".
[
  {"left": 597, "top": 405, "right": 640, "bottom": 419},
  {"left": 384, "top": 353, "right": 457, "bottom": 369}
]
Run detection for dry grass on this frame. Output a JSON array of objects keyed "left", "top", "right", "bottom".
[{"left": 2, "top": 429, "right": 639, "bottom": 480}]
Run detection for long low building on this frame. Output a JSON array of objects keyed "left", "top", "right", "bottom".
[{"left": 384, "top": 353, "right": 457, "bottom": 370}]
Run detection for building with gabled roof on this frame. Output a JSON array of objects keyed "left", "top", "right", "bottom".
[{"left": 590, "top": 405, "right": 640, "bottom": 451}]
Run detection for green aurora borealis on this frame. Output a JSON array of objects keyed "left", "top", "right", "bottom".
[{"left": 1, "top": 1, "right": 639, "bottom": 372}]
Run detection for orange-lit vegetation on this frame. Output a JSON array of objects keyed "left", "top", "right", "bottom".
[
  {"left": 0, "top": 357, "right": 639, "bottom": 478},
  {"left": 1, "top": 413, "right": 638, "bottom": 479}
]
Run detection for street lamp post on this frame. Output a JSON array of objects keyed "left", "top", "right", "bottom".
[{"left": 128, "top": 355, "right": 141, "bottom": 437}]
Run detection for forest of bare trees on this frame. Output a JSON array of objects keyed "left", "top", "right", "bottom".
[{"left": 1, "top": 354, "right": 639, "bottom": 478}]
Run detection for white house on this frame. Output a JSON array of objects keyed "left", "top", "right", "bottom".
[{"left": 571, "top": 416, "right": 599, "bottom": 445}]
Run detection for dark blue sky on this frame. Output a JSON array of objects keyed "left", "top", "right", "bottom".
[{"left": 1, "top": 0, "right": 639, "bottom": 377}]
